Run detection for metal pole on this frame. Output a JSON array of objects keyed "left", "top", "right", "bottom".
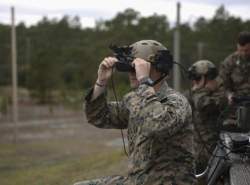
[
  {"left": 173, "top": 2, "right": 181, "bottom": 91},
  {"left": 25, "top": 37, "right": 31, "bottom": 86},
  {"left": 197, "top": 42, "right": 204, "bottom": 60},
  {"left": 11, "top": 6, "right": 18, "bottom": 143}
]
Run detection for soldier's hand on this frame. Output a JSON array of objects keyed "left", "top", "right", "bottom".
[
  {"left": 132, "top": 58, "right": 151, "bottom": 81},
  {"left": 97, "top": 57, "right": 117, "bottom": 85}
]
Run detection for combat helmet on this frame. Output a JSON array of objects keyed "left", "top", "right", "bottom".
[
  {"left": 130, "top": 40, "right": 173, "bottom": 74},
  {"left": 188, "top": 60, "right": 218, "bottom": 81}
]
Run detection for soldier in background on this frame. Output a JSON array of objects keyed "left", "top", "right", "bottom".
[
  {"left": 220, "top": 31, "right": 250, "bottom": 103},
  {"left": 186, "top": 60, "right": 227, "bottom": 180},
  {"left": 74, "top": 40, "right": 195, "bottom": 185}
]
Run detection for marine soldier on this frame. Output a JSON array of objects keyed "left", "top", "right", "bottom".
[
  {"left": 74, "top": 40, "right": 195, "bottom": 185},
  {"left": 186, "top": 60, "right": 227, "bottom": 177},
  {"left": 220, "top": 31, "right": 250, "bottom": 102}
]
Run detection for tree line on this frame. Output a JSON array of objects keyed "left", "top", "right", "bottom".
[{"left": 0, "top": 5, "right": 250, "bottom": 103}]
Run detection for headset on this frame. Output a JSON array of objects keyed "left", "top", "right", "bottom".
[
  {"left": 109, "top": 45, "right": 174, "bottom": 75},
  {"left": 187, "top": 65, "right": 218, "bottom": 81},
  {"left": 152, "top": 49, "right": 173, "bottom": 75}
]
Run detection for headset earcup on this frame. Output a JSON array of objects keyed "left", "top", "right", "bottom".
[
  {"left": 153, "top": 50, "right": 173, "bottom": 74},
  {"left": 206, "top": 67, "right": 218, "bottom": 80},
  {"left": 188, "top": 67, "right": 202, "bottom": 81},
  {"left": 155, "top": 62, "right": 170, "bottom": 74}
]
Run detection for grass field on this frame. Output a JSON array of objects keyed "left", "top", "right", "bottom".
[{"left": 0, "top": 117, "right": 128, "bottom": 185}]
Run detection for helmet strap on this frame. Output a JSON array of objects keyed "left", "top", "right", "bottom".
[{"left": 151, "top": 73, "right": 168, "bottom": 86}]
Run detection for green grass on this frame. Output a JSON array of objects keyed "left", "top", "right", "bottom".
[{"left": 0, "top": 141, "right": 127, "bottom": 185}]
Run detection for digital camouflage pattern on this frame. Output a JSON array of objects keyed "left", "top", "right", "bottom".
[
  {"left": 220, "top": 52, "right": 250, "bottom": 96},
  {"left": 185, "top": 82, "right": 227, "bottom": 173},
  {"left": 76, "top": 81, "right": 195, "bottom": 185}
]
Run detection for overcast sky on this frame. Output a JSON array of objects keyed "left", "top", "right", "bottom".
[{"left": 1, "top": 0, "right": 250, "bottom": 28}]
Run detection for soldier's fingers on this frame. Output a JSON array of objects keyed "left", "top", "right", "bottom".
[
  {"left": 105, "top": 57, "right": 117, "bottom": 68},
  {"left": 100, "top": 58, "right": 110, "bottom": 69},
  {"left": 132, "top": 58, "right": 150, "bottom": 69},
  {"left": 103, "top": 60, "right": 111, "bottom": 69},
  {"left": 100, "top": 57, "right": 117, "bottom": 70},
  {"left": 132, "top": 58, "right": 148, "bottom": 65},
  {"left": 107, "top": 57, "right": 118, "bottom": 62}
]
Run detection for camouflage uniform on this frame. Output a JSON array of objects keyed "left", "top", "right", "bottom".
[
  {"left": 77, "top": 81, "right": 195, "bottom": 185},
  {"left": 219, "top": 52, "right": 250, "bottom": 127},
  {"left": 185, "top": 83, "right": 227, "bottom": 174},
  {"left": 220, "top": 52, "right": 250, "bottom": 96}
]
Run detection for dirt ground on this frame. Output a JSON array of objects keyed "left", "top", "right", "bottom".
[{"left": 0, "top": 107, "right": 128, "bottom": 185}]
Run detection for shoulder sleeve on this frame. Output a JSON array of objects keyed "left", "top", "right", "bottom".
[
  {"left": 192, "top": 88, "right": 227, "bottom": 116},
  {"left": 192, "top": 88, "right": 211, "bottom": 109},
  {"left": 124, "top": 84, "right": 192, "bottom": 138},
  {"left": 182, "top": 89, "right": 194, "bottom": 108},
  {"left": 219, "top": 54, "right": 235, "bottom": 92},
  {"left": 84, "top": 87, "right": 129, "bottom": 129}
]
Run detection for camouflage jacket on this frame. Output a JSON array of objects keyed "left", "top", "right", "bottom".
[
  {"left": 185, "top": 83, "right": 227, "bottom": 170},
  {"left": 220, "top": 52, "right": 250, "bottom": 96},
  {"left": 85, "top": 81, "right": 195, "bottom": 185}
]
